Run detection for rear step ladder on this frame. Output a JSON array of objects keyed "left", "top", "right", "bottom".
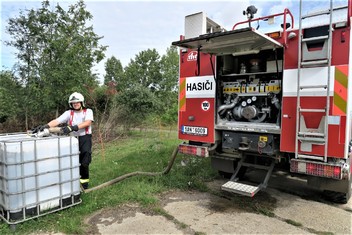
[
  {"left": 221, "top": 156, "right": 275, "bottom": 197},
  {"left": 295, "top": 0, "right": 333, "bottom": 162}
]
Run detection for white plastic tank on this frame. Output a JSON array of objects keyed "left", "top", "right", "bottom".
[{"left": 0, "top": 133, "right": 81, "bottom": 224}]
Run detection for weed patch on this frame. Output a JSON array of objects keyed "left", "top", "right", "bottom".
[{"left": 285, "top": 219, "right": 303, "bottom": 227}]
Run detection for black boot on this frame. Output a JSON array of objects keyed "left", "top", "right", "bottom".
[{"left": 82, "top": 183, "right": 89, "bottom": 189}]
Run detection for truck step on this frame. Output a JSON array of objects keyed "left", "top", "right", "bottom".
[
  {"left": 298, "top": 131, "right": 325, "bottom": 137},
  {"left": 297, "top": 136, "right": 326, "bottom": 143},
  {"left": 221, "top": 181, "right": 261, "bottom": 197},
  {"left": 297, "top": 154, "right": 324, "bottom": 161},
  {"left": 299, "top": 108, "right": 326, "bottom": 113},
  {"left": 301, "top": 35, "right": 329, "bottom": 43},
  {"left": 301, "top": 60, "right": 328, "bottom": 67},
  {"left": 299, "top": 85, "right": 327, "bottom": 90},
  {"left": 302, "top": 9, "right": 331, "bottom": 19}
]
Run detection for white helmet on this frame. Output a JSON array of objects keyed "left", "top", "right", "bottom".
[{"left": 68, "top": 92, "right": 86, "bottom": 109}]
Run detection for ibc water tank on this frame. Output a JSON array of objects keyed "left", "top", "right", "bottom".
[{"left": 0, "top": 133, "right": 81, "bottom": 224}]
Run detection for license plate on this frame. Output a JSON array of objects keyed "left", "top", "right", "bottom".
[{"left": 182, "top": 126, "right": 208, "bottom": 136}]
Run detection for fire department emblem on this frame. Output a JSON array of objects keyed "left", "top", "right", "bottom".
[
  {"left": 201, "top": 101, "right": 210, "bottom": 111},
  {"left": 187, "top": 51, "right": 198, "bottom": 61}
]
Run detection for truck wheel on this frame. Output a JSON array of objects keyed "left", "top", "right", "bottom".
[
  {"left": 322, "top": 190, "right": 349, "bottom": 204},
  {"left": 346, "top": 176, "right": 352, "bottom": 203},
  {"left": 323, "top": 178, "right": 351, "bottom": 204}
]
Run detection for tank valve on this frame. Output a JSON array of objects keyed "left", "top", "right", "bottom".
[
  {"left": 258, "top": 140, "right": 266, "bottom": 148},
  {"left": 239, "top": 137, "right": 250, "bottom": 150}
]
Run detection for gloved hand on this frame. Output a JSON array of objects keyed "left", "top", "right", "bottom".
[
  {"left": 61, "top": 125, "right": 79, "bottom": 135},
  {"left": 32, "top": 124, "right": 49, "bottom": 134}
]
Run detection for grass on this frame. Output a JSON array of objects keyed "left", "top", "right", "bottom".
[
  {"left": 284, "top": 219, "right": 303, "bottom": 227},
  {"left": 0, "top": 129, "right": 217, "bottom": 234}
]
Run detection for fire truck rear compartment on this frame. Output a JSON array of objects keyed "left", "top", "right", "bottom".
[
  {"left": 215, "top": 48, "right": 283, "bottom": 135},
  {"left": 207, "top": 31, "right": 284, "bottom": 197}
]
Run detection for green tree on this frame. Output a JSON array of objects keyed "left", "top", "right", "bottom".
[
  {"left": 123, "top": 49, "right": 162, "bottom": 91},
  {"left": 0, "top": 71, "right": 21, "bottom": 123},
  {"left": 5, "top": 0, "right": 107, "bottom": 127},
  {"left": 160, "top": 46, "right": 179, "bottom": 92},
  {"left": 104, "top": 56, "right": 123, "bottom": 87},
  {"left": 115, "top": 84, "right": 160, "bottom": 127},
  {"left": 158, "top": 46, "right": 179, "bottom": 125},
  {"left": 115, "top": 47, "right": 179, "bottom": 127}
]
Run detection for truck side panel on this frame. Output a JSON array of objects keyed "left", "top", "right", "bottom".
[
  {"left": 280, "top": 26, "right": 350, "bottom": 158},
  {"left": 280, "top": 95, "right": 345, "bottom": 157}
]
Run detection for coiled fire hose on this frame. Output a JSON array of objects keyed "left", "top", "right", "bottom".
[{"left": 35, "top": 127, "right": 179, "bottom": 194}]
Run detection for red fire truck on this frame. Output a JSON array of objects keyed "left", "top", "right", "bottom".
[{"left": 172, "top": 1, "right": 352, "bottom": 203}]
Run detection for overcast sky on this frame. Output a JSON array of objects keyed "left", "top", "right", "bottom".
[{"left": 0, "top": 0, "right": 348, "bottom": 83}]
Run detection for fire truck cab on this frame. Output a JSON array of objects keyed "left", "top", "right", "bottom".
[{"left": 172, "top": 1, "right": 352, "bottom": 202}]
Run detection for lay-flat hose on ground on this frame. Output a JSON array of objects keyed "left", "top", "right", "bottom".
[{"left": 84, "top": 147, "right": 179, "bottom": 193}]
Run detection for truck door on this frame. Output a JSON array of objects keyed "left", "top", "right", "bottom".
[{"left": 178, "top": 49, "right": 216, "bottom": 143}]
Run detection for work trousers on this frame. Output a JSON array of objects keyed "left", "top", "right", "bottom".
[{"left": 78, "top": 134, "right": 92, "bottom": 182}]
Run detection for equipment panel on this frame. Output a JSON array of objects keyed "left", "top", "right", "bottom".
[{"left": 215, "top": 49, "right": 284, "bottom": 133}]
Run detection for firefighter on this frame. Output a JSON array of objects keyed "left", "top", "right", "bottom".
[{"left": 32, "top": 92, "right": 94, "bottom": 189}]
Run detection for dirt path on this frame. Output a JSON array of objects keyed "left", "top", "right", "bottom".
[{"left": 85, "top": 173, "right": 352, "bottom": 234}]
